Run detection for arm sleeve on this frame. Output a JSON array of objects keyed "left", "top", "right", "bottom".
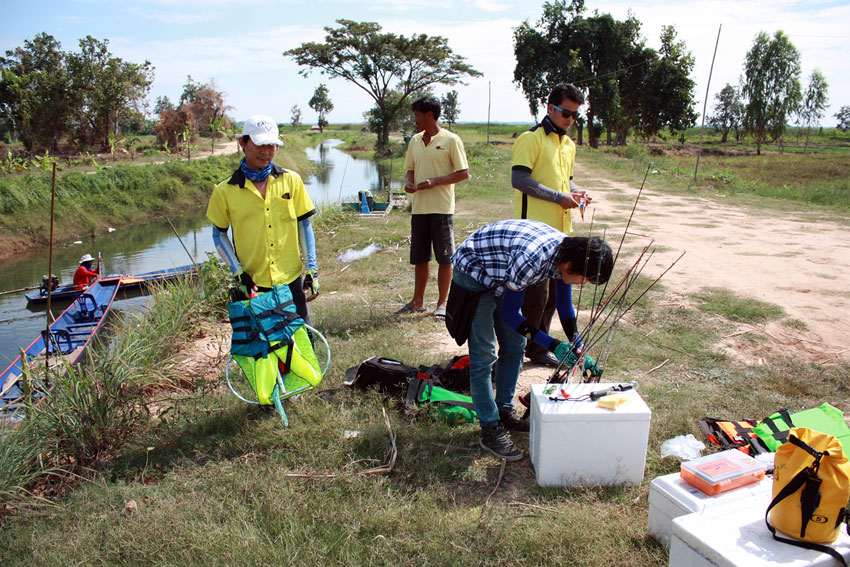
[
  {"left": 211, "top": 225, "right": 242, "bottom": 275},
  {"left": 500, "top": 287, "right": 560, "bottom": 352},
  {"left": 511, "top": 168, "right": 563, "bottom": 204},
  {"left": 555, "top": 280, "right": 581, "bottom": 346},
  {"left": 298, "top": 218, "right": 318, "bottom": 272}
]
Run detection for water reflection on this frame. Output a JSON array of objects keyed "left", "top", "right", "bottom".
[{"left": 304, "top": 139, "right": 398, "bottom": 205}]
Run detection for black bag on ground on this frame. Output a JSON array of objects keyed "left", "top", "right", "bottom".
[
  {"left": 444, "top": 281, "right": 482, "bottom": 346},
  {"left": 430, "top": 355, "right": 470, "bottom": 393},
  {"left": 344, "top": 357, "right": 417, "bottom": 396}
]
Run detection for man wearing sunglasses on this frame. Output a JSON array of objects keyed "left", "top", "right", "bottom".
[{"left": 511, "top": 82, "right": 592, "bottom": 368}]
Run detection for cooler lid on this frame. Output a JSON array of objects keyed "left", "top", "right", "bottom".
[{"left": 531, "top": 382, "right": 652, "bottom": 422}]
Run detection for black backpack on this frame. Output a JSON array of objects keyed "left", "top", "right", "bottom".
[{"left": 344, "top": 357, "right": 417, "bottom": 396}]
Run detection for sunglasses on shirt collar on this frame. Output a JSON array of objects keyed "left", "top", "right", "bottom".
[{"left": 553, "top": 104, "right": 580, "bottom": 120}]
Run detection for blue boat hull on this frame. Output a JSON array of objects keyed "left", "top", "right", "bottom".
[
  {"left": 1, "top": 277, "right": 121, "bottom": 422},
  {"left": 25, "top": 264, "right": 195, "bottom": 305}
]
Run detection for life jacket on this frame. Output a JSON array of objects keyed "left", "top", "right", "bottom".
[
  {"left": 697, "top": 417, "right": 770, "bottom": 456},
  {"left": 228, "top": 286, "right": 322, "bottom": 408},
  {"left": 754, "top": 403, "right": 850, "bottom": 456}
]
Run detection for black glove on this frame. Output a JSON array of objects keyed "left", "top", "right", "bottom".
[{"left": 233, "top": 270, "right": 256, "bottom": 300}]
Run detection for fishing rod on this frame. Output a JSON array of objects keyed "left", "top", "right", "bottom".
[
  {"left": 45, "top": 163, "right": 57, "bottom": 377},
  {"left": 165, "top": 215, "right": 199, "bottom": 271},
  {"left": 594, "top": 162, "right": 651, "bottom": 310}
]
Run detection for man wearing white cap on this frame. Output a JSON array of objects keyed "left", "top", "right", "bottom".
[
  {"left": 73, "top": 253, "right": 99, "bottom": 289},
  {"left": 206, "top": 114, "right": 319, "bottom": 322}
]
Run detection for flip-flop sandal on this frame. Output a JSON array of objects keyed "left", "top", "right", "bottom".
[
  {"left": 395, "top": 303, "right": 427, "bottom": 314},
  {"left": 432, "top": 307, "right": 447, "bottom": 320}
]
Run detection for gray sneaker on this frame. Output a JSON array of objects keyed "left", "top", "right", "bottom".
[
  {"left": 499, "top": 407, "right": 530, "bottom": 432},
  {"left": 480, "top": 424, "right": 523, "bottom": 461}
]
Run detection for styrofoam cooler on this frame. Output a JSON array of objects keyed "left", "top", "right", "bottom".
[
  {"left": 648, "top": 472, "right": 773, "bottom": 548},
  {"left": 529, "top": 382, "right": 651, "bottom": 487},
  {"left": 669, "top": 501, "right": 850, "bottom": 567}
]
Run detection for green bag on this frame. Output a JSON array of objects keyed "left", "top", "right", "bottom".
[
  {"left": 754, "top": 403, "right": 850, "bottom": 455},
  {"left": 405, "top": 375, "right": 477, "bottom": 425}
]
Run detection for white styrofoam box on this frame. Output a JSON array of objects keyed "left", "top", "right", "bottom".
[
  {"left": 669, "top": 499, "right": 850, "bottom": 567},
  {"left": 529, "top": 382, "right": 651, "bottom": 487},
  {"left": 648, "top": 472, "right": 773, "bottom": 549}
]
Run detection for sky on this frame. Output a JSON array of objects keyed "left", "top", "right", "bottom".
[{"left": 1, "top": 0, "right": 848, "bottom": 128}]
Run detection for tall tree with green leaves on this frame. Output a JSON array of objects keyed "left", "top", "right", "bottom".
[
  {"left": 799, "top": 69, "right": 829, "bottom": 152},
  {"left": 291, "top": 104, "right": 302, "bottom": 131},
  {"left": 440, "top": 90, "right": 460, "bottom": 129},
  {"left": 0, "top": 33, "right": 74, "bottom": 152},
  {"left": 308, "top": 83, "right": 334, "bottom": 132},
  {"left": 285, "top": 19, "right": 481, "bottom": 153},
  {"left": 513, "top": 2, "right": 694, "bottom": 147},
  {"left": 67, "top": 36, "right": 153, "bottom": 150},
  {"left": 836, "top": 106, "right": 850, "bottom": 132},
  {"left": 742, "top": 30, "right": 801, "bottom": 155},
  {"left": 708, "top": 83, "right": 744, "bottom": 143}
]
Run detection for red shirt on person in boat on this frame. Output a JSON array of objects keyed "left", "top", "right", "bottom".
[{"left": 73, "top": 253, "right": 99, "bottom": 290}]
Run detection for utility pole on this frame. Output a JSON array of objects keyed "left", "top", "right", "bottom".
[{"left": 694, "top": 24, "right": 722, "bottom": 182}]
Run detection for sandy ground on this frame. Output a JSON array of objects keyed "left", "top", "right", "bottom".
[{"left": 587, "top": 173, "right": 850, "bottom": 364}]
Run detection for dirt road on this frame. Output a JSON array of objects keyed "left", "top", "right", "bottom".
[{"left": 582, "top": 167, "right": 850, "bottom": 365}]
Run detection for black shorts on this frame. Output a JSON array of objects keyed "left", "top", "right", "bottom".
[{"left": 410, "top": 213, "right": 455, "bottom": 265}]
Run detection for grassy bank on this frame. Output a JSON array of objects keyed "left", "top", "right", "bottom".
[
  {"left": 0, "top": 131, "right": 334, "bottom": 257},
  {"left": 1, "top": 128, "right": 848, "bottom": 566}
]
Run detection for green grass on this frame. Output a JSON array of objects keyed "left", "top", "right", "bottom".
[{"left": 2, "top": 127, "right": 849, "bottom": 566}]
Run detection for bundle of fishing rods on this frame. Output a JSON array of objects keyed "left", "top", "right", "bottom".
[{"left": 551, "top": 163, "right": 685, "bottom": 384}]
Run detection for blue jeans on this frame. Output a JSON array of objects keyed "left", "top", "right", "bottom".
[{"left": 453, "top": 270, "right": 527, "bottom": 429}]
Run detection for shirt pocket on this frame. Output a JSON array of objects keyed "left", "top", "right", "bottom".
[{"left": 270, "top": 193, "right": 297, "bottom": 221}]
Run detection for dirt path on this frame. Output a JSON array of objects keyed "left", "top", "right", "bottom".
[{"left": 580, "top": 167, "right": 850, "bottom": 364}]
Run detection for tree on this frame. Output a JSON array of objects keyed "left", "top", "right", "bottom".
[
  {"left": 635, "top": 26, "right": 697, "bottom": 142},
  {"left": 836, "top": 106, "right": 850, "bottom": 132},
  {"left": 0, "top": 33, "right": 74, "bottom": 152},
  {"left": 708, "top": 83, "right": 744, "bottom": 143},
  {"left": 67, "top": 36, "right": 154, "bottom": 150},
  {"left": 153, "top": 95, "right": 173, "bottom": 115},
  {"left": 308, "top": 83, "right": 333, "bottom": 132},
  {"left": 441, "top": 90, "right": 460, "bottom": 128},
  {"left": 512, "top": 2, "right": 695, "bottom": 147},
  {"left": 742, "top": 31, "right": 801, "bottom": 155},
  {"left": 291, "top": 104, "right": 302, "bottom": 131},
  {"left": 285, "top": 19, "right": 481, "bottom": 153},
  {"left": 154, "top": 78, "right": 231, "bottom": 153},
  {"left": 799, "top": 69, "right": 829, "bottom": 152}
]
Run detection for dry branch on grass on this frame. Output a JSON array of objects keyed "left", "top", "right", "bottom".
[{"left": 282, "top": 406, "right": 397, "bottom": 479}]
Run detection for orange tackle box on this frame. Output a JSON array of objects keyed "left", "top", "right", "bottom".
[{"left": 680, "top": 449, "right": 766, "bottom": 496}]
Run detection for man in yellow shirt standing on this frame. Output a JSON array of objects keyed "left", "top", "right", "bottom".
[
  {"left": 397, "top": 96, "right": 470, "bottom": 319},
  {"left": 511, "top": 83, "right": 592, "bottom": 366},
  {"left": 207, "top": 114, "right": 319, "bottom": 323}
]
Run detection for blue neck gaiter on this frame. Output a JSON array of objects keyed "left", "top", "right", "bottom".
[{"left": 240, "top": 158, "right": 274, "bottom": 182}]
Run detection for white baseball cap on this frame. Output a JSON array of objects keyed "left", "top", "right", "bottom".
[
  {"left": 241, "top": 114, "right": 283, "bottom": 147},
  {"left": 80, "top": 253, "right": 94, "bottom": 264}
]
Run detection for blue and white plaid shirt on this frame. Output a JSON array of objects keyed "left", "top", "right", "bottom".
[{"left": 451, "top": 219, "right": 565, "bottom": 296}]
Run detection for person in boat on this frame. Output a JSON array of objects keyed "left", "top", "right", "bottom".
[
  {"left": 448, "top": 219, "right": 613, "bottom": 461},
  {"left": 206, "top": 114, "right": 318, "bottom": 322},
  {"left": 73, "top": 253, "right": 99, "bottom": 290},
  {"left": 396, "top": 96, "right": 470, "bottom": 320},
  {"left": 511, "top": 82, "right": 593, "bottom": 368}
]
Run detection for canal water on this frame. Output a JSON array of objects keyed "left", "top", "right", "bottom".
[{"left": 0, "top": 139, "right": 392, "bottom": 369}]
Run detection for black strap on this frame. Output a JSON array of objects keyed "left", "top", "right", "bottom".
[{"left": 521, "top": 193, "right": 528, "bottom": 219}]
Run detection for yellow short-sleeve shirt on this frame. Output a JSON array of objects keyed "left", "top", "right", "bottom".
[
  {"left": 511, "top": 123, "right": 576, "bottom": 234},
  {"left": 206, "top": 166, "right": 315, "bottom": 288},
  {"left": 403, "top": 128, "right": 469, "bottom": 215}
]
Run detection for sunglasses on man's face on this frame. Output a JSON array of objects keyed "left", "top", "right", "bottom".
[{"left": 553, "top": 104, "right": 580, "bottom": 121}]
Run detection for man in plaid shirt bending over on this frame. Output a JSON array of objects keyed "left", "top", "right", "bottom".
[{"left": 448, "top": 219, "right": 613, "bottom": 460}]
